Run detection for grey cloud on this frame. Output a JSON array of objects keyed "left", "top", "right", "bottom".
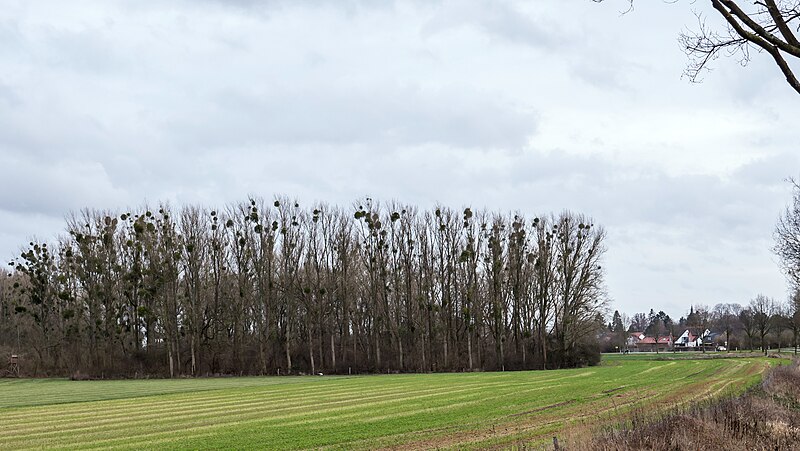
[
  {"left": 0, "top": 0, "right": 797, "bottom": 320},
  {"left": 41, "top": 27, "right": 123, "bottom": 75},
  {"left": 421, "top": 1, "right": 564, "bottom": 50},
  {"left": 194, "top": 0, "right": 403, "bottom": 11},
  {"left": 0, "top": 83, "right": 21, "bottom": 107},
  {"left": 734, "top": 153, "right": 799, "bottom": 186},
  {"left": 0, "top": 154, "right": 129, "bottom": 216},
  {"left": 0, "top": 211, "right": 65, "bottom": 263},
  {"left": 501, "top": 153, "right": 789, "bottom": 243},
  {"left": 163, "top": 84, "right": 537, "bottom": 150}
]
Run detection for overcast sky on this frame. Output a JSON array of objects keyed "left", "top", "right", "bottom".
[{"left": 2, "top": 0, "right": 798, "bottom": 321}]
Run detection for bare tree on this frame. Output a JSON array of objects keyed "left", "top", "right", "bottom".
[
  {"left": 772, "top": 300, "right": 792, "bottom": 353},
  {"left": 789, "top": 290, "right": 800, "bottom": 354},
  {"left": 751, "top": 294, "right": 777, "bottom": 355},
  {"left": 712, "top": 302, "right": 742, "bottom": 350},
  {"left": 531, "top": 216, "right": 557, "bottom": 368},
  {"left": 739, "top": 307, "right": 758, "bottom": 351},
  {"left": 179, "top": 205, "right": 208, "bottom": 376},
  {"left": 552, "top": 212, "right": 608, "bottom": 367},
  {"left": 693, "top": 305, "right": 711, "bottom": 353},
  {"left": 595, "top": 0, "right": 800, "bottom": 95},
  {"left": 775, "top": 179, "right": 800, "bottom": 290},
  {"left": 3, "top": 196, "right": 609, "bottom": 377}
]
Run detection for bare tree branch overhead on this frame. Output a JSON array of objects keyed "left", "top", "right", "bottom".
[{"left": 595, "top": 0, "right": 800, "bottom": 94}]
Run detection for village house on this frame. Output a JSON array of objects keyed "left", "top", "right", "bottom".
[
  {"left": 626, "top": 332, "right": 673, "bottom": 352},
  {"left": 673, "top": 329, "right": 716, "bottom": 351}
]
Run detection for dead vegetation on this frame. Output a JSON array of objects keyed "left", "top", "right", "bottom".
[{"left": 568, "top": 359, "right": 800, "bottom": 450}]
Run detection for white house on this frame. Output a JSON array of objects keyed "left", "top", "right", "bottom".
[{"left": 674, "top": 329, "right": 710, "bottom": 349}]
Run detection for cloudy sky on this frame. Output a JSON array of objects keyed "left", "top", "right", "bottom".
[{"left": 2, "top": 0, "right": 798, "bottom": 320}]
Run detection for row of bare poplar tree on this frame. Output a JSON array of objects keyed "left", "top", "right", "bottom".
[{"left": 0, "top": 197, "right": 607, "bottom": 377}]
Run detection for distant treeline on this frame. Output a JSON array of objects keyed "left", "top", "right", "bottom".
[
  {"left": 0, "top": 197, "right": 607, "bottom": 377},
  {"left": 604, "top": 296, "right": 800, "bottom": 354}
]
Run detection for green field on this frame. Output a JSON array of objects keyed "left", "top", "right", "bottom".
[{"left": 0, "top": 356, "right": 778, "bottom": 450}]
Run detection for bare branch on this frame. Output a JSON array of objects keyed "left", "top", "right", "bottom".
[
  {"left": 712, "top": 0, "right": 800, "bottom": 94},
  {"left": 594, "top": 0, "right": 800, "bottom": 94},
  {"left": 765, "top": 0, "right": 800, "bottom": 46}
]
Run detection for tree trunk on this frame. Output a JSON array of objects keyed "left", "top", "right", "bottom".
[
  {"left": 467, "top": 332, "right": 473, "bottom": 371},
  {"left": 308, "top": 328, "right": 315, "bottom": 374},
  {"left": 330, "top": 333, "right": 336, "bottom": 371},
  {"left": 421, "top": 334, "right": 427, "bottom": 372},
  {"left": 541, "top": 329, "right": 548, "bottom": 370},
  {"left": 375, "top": 332, "right": 381, "bottom": 370},
  {"left": 499, "top": 337, "right": 504, "bottom": 370},
  {"left": 285, "top": 335, "right": 292, "bottom": 373},
  {"left": 191, "top": 335, "right": 197, "bottom": 376},
  {"left": 398, "top": 339, "right": 404, "bottom": 370},
  {"left": 260, "top": 330, "right": 268, "bottom": 375},
  {"left": 318, "top": 329, "right": 324, "bottom": 370},
  {"left": 168, "top": 346, "right": 174, "bottom": 378},
  {"left": 352, "top": 324, "right": 357, "bottom": 368}
]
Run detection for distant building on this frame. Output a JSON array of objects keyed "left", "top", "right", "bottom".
[
  {"left": 674, "top": 329, "right": 714, "bottom": 350},
  {"left": 627, "top": 332, "right": 645, "bottom": 349},
  {"left": 674, "top": 329, "right": 699, "bottom": 349},
  {"left": 626, "top": 332, "right": 673, "bottom": 352},
  {"left": 657, "top": 335, "right": 673, "bottom": 350}
]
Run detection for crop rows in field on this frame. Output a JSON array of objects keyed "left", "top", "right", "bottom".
[{"left": 0, "top": 357, "right": 775, "bottom": 450}]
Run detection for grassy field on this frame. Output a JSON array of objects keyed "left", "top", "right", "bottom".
[{"left": 0, "top": 356, "right": 780, "bottom": 450}]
